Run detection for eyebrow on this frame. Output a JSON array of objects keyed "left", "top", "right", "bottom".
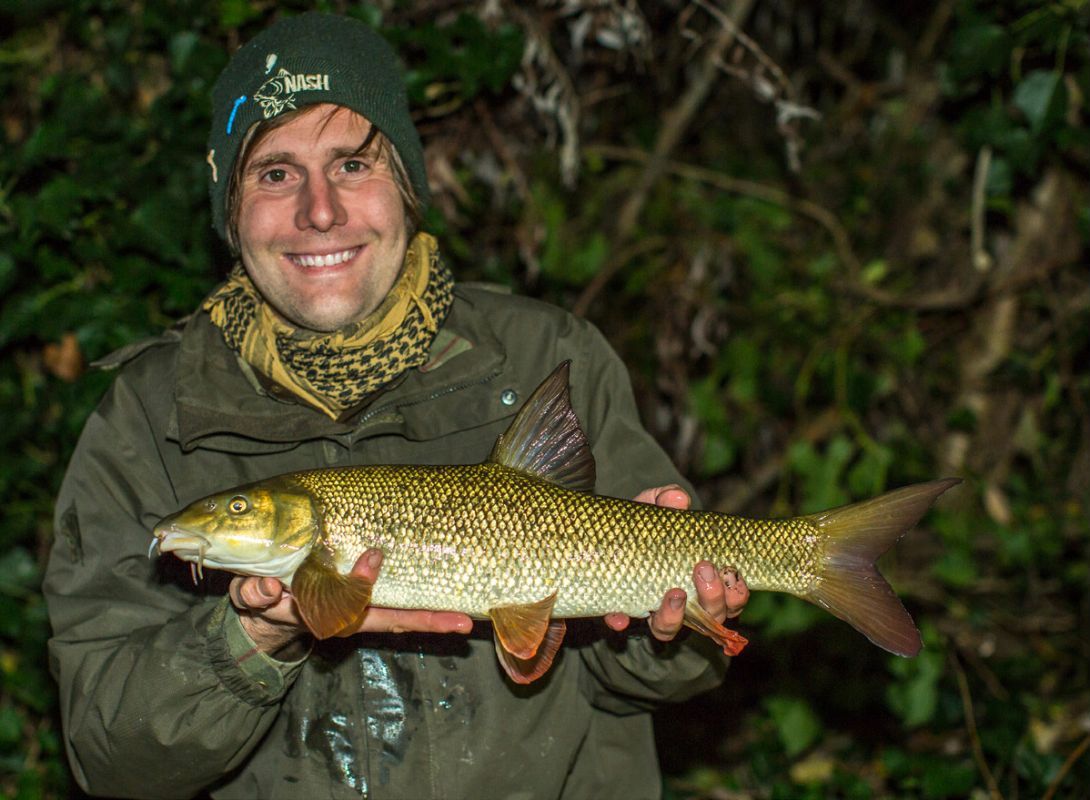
[{"left": 246, "top": 152, "right": 293, "bottom": 174}]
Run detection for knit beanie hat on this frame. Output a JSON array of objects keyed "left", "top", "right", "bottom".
[{"left": 206, "top": 12, "right": 429, "bottom": 240}]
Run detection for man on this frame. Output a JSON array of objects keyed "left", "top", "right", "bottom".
[{"left": 45, "top": 12, "right": 747, "bottom": 799}]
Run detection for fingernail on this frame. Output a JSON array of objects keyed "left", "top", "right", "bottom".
[
  {"left": 367, "top": 550, "right": 382, "bottom": 569},
  {"left": 697, "top": 564, "right": 716, "bottom": 585},
  {"left": 669, "top": 593, "right": 684, "bottom": 610}
]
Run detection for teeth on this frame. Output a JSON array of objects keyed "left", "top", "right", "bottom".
[{"left": 289, "top": 248, "right": 359, "bottom": 268}]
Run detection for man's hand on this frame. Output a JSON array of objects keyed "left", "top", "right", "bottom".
[
  {"left": 230, "top": 550, "right": 473, "bottom": 655},
  {"left": 602, "top": 484, "right": 750, "bottom": 641}
]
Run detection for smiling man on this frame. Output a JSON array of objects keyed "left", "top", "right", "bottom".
[
  {"left": 45, "top": 12, "right": 747, "bottom": 799},
  {"left": 232, "top": 106, "right": 410, "bottom": 332}
]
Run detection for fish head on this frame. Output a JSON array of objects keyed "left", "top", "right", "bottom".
[{"left": 153, "top": 476, "right": 320, "bottom": 579}]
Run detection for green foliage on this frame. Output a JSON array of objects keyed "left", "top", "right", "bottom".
[
  {"left": 0, "top": 4, "right": 525, "bottom": 796},
  {"left": 764, "top": 695, "right": 823, "bottom": 757},
  {"left": 4, "top": 1, "right": 1089, "bottom": 798}
]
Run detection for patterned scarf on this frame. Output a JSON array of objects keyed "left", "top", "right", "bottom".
[{"left": 203, "top": 231, "right": 454, "bottom": 420}]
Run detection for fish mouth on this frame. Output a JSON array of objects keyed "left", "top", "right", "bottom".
[{"left": 152, "top": 522, "right": 211, "bottom": 582}]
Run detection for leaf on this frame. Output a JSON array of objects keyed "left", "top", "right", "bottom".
[
  {"left": 931, "top": 547, "right": 979, "bottom": 588},
  {"left": 219, "top": 0, "right": 262, "bottom": 28},
  {"left": 725, "top": 339, "right": 760, "bottom": 403},
  {"left": 886, "top": 649, "right": 943, "bottom": 727},
  {"left": 0, "top": 549, "right": 39, "bottom": 597},
  {"left": 1013, "top": 70, "right": 1066, "bottom": 134},
  {"left": 700, "top": 431, "right": 736, "bottom": 476},
  {"left": 0, "top": 705, "right": 23, "bottom": 746},
  {"left": 764, "top": 695, "right": 822, "bottom": 757},
  {"left": 168, "top": 31, "right": 199, "bottom": 75}
]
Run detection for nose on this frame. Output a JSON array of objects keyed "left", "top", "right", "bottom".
[{"left": 295, "top": 174, "right": 347, "bottom": 231}]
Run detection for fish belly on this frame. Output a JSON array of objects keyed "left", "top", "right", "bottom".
[{"left": 291, "top": 463, "right": 821, "bottom": 618}]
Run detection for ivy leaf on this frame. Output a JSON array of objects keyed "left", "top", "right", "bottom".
[
  {"left": 764, "top": 695, "right": 823, "bottom": 757},
  {"left": 886, "top": 649, "right": 944, "bottom": 727},
  {"left": 1013, "top": 70, "right": 1066, "bottom": 134}
]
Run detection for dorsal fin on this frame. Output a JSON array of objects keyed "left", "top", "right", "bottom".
[{"left": 488, "top": 361, "right": 596, "bottom": 493}]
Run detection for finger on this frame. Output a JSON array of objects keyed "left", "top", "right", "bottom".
[
  {"left": 693, "top": 561, "right": 727, "bottom": 623},
  {"left": 603, "top": 612, "right": 631, "bottom": 632},
  {"left": 231, "top": 576, "right": 284, "bottom": 610},
  {"left": 632, "top": 484, "right": 692, "bottom": 510},
  {"left": 361, "top": 608, "right": 473, "bottom": 635},
  {"left": 653, "top": 486, "right": 691, "bottom": 510},
  {"left": 350, "top": 549, "right": 384, "bottom": 582},
  {"left": 721, "top": 568, "right": 750, "bottom": 619},
  {"left": 648, "top": 588, "right": 686, "bottom": 641}
]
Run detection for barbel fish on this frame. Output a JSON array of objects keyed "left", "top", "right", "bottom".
[{"left": 153, "top": 362, "right": 958, "bottom": 684}]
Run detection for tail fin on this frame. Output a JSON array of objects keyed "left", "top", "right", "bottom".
[{"left": 803, "top": 478, "right": 960, "bottom": 657}]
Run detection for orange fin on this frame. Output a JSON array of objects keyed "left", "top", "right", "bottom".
[
  {"left": 489, "top": 592, "right": 566, "bottom": 684},
  {"left": 488, "top": 362, "right": 596, "bottom": 493},
  {"left": 290, "top": 550, "right": 373, "bottom": 640},
  {"left": 494, "top": 619, "right": 567, "bottom": 685},
  {"left": 489, "top": 592, "right": 558, "bottom": 658},
  {"left": 683, "top": 600, "right": 748, "bottom": 656},
  {"left": 804, "top": 478, "right": 960, "bottom": 657}
]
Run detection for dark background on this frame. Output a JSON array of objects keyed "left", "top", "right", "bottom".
[{"left": 1, "top": 1, "right": 1087, "bottom": 797}]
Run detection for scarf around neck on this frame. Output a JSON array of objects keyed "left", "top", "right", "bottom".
[{"left": 203, "top": 231, "right": 454, "bottom": 420}]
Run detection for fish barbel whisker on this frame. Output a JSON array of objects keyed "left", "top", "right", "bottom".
[{"left": 188, "top": 543, "right": 207, "bottom": 586}]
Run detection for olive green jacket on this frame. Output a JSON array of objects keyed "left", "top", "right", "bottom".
[{"left": 45, "top": 285, "right": 727, "bottom": 800}]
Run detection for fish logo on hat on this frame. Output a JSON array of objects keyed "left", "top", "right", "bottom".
[{"left": 254, "top": 67, "right": 332, "bottom": 119}]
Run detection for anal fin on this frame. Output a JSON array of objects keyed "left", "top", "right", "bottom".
[
  {"left": 683, "top": 600, "right": 748, "bottom": 656},
  {"left": 489, "top": 592, "right": 566, "bottom": 684},
  {"left": 291, "top": 550, "right": 373, "bottom": 640}
]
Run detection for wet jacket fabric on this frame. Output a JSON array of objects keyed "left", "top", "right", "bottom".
[{"left": 45, "top": 285, "right": 728, "bottom": 800}]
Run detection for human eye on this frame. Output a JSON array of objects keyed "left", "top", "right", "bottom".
[
  {"left": 340, "top": 157, "right": 373, "bottom": 176},
  {"left": 261, "top": 167, "right": 289, "bottom": 184}
]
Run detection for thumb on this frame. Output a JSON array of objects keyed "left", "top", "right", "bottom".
[{"left": 231, "top": 576, "right": 285, "bottom": 610}]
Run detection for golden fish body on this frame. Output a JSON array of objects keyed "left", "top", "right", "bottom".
[
  {"left": 155, "top": 362, "right": 957, "bottom": 683},
  {"left": 295, "top": 462, "right": 818, "bottom": 618}
]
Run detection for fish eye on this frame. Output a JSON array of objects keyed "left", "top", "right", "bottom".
[{"left": 227, "top": 496, "right": 250, "bottom": 515}]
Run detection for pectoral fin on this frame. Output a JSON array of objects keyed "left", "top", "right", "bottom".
[
  {"left": 291, "top": 550, "right": 373, "bottom": 640},
  {"left": 489, "top": 593, "right": 566, "bottom": 684},
  {"left": 683, "top": 600, "right": 748, "bottom": 656}
]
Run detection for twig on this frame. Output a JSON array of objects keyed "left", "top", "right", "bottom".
[
  {"left": 1042, "top": 732, "right": 1090, "bottom": 800},
  {"left": 971, "top": 146, "right": 994, "bottom": 272},
  {"left": 694, "top": 0, "right": 793, "bottom": 99},
  {"left": 836, "top": 270, "right": 985, "bottom": 310},
  {"left": 951, "top": 651, "right": 1004, "bottom": 800},
  {"left": 573, "top": 0, "right": 755, "bottom": 316},
  {"left": 474, "top": 98, "right": 531, "bottom": 204},
  {"left": 914, "top": 0, "right": 956, "bottom": 63}
]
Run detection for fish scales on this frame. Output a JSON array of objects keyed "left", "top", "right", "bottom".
[{"left": 291, "top": 463, "right": 823, "bottom": 618}]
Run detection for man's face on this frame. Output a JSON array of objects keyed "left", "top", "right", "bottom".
[{"left": 236, "top": 104, "right": 409, "bottom": 332}]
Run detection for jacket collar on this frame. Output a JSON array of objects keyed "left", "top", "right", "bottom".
[{"left": 168, "top": 286, "right": 506, "bottom": 453}]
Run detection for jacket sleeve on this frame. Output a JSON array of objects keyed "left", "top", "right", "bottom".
[
  {"left": 565, "top": 324, "right": 731, "bottom": 711},
  {"left": 44, "top": 372, "right": 306, "bottom": 798}
]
